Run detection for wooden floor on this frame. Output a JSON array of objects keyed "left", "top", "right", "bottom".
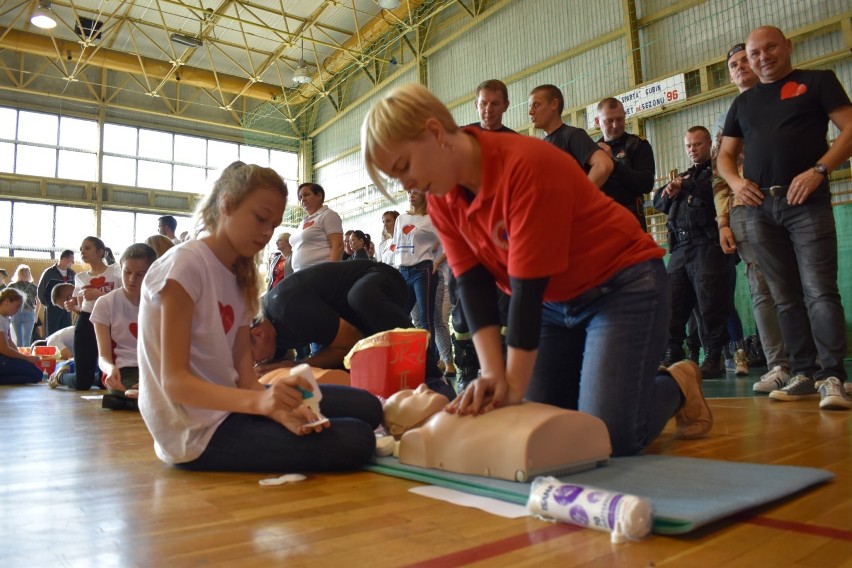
[{"left": 1, "top": 368, "right": 851, "bottom": 568}]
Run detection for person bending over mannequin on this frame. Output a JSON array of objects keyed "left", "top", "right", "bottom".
[{"left": 250, "top": 259, "right": 455, "bottom": 400}]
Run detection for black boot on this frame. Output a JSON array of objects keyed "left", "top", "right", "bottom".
[
  {"left": 660, "top": 344, "right": 685, "bottom": 369},
  {"left": 452, "top": 336, "right": 480, "bottom": 393},
  {"left": 699, "top": 348, "right": 723, "bottom": 379}
]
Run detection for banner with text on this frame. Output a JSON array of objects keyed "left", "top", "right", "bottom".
[{"left": 585, "top": 74, "right": 686, "bottom": 130}]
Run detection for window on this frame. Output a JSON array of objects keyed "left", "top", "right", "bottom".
[
  {"left": 137, "top": 160, "right": 172, "bottom": 191},
  {"left": 16, "top": 145, "right": 56, "bottom": 177},
  {"left": 0, "top": 108, "right": 16, "bottom": 140},
  {"left": 208, "top": 140, "right": 239, "bottom": 168},
  {"left": 174, "top": 135, "right": 207, "bottom": 166},
  {"left": 174, "top": 165, "right": 207, "bottom": 194},
  {"left": 59, "top": 117, "right": 98, "bottom": 152},
  {"left": 17, "top": 111, "right": 57, "bottom": 145},
  {"left": 0, "top": 142, "right": 14, "bottom": 173},
  {"left": 55, "top": 206, "right": 94, "bottom": 253},
  {"left": 11, "top": 201, "right": 54, "bottom": 257},
  {"left": 271, "top": 150, "right": 299, "bottom": 182},
  {"left": 103, "top": 156, "right": 137, "bottom": 186},
  {"left": 58, "top": 150, "right": 98, "bottom": 181},
  {"left": 239, "top": 144, "right": 269, "bottom": 166},
  {"left": 139, "top": 129, "right": 173, "bottom": 161},
  {"left": 103, "top": 124, "right": 137, "bottom": 156},
  {"left": 100, "top": 210, "right": 136, "bottom": 256}
]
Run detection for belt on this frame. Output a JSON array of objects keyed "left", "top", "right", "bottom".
[{"left": 760, "top": 185, "right": 789, "bottom": 197}]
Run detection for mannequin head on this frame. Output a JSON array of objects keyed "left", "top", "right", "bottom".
[{"left": 383, "top": 384, "right": 449, "bottom": 438}]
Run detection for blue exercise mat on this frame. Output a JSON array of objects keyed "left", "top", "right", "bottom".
[{"left": 366, "top": 454, "right": 833, "bottom": 534}]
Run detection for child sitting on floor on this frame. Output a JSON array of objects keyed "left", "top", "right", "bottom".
[
  {"left": 138, "top": 161, "right": 381, "bottom": 472},
  {"left": 92, "top": 243, "right": 158, "bottom": 411},
  {"left": 0, "top": 288, "right": 43, "bottom": 385}
]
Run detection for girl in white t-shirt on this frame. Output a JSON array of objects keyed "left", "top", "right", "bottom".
[
  {"left": 138, "top": 161, "right": 381, "bottom": 471},
  {"left": 91, "top": 243, "right": 158, "bottom": 411},
  {"left": 49, "top": 236, "right": 121, "bottom": 391},
  {"left": 0, "top": 288, "right": 44, "bottom": 385}
]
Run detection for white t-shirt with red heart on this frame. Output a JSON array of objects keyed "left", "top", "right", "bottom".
[
  {"left": 392, "top": 213, "right": 439, "bottom": 267},
  {"left": 90, "top": 288, "right": 139, "bottom": 369},
  {"left": 73, "top": 263, "right": 122, "bottom": 313},
  {"left": 289, "top": 205, "right": 344, "bottom": 272},
  {"left": 138, "top": 238, "right": 249, "bottom": 464}
]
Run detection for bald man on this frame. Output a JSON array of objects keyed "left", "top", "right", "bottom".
[{"left": 717, "top": 26, "right": 852, "bottom": 410}]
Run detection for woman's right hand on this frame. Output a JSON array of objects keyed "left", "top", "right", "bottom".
[
  {"left": 26, "top": 354, "right": 41, "bottom": 365},
  {"left": 257, "top": 374, "right": 329, "bottom": 435},
  {"left": 446, "top": 374, "right": 511, "bottom": 416},
  {"left": 103, "top": 368, "right": 124, "bottom": 392}
]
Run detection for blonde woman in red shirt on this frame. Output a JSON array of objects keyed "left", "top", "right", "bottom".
[{"left": 362, "top": 84, "right": 712, "bottom": 456}]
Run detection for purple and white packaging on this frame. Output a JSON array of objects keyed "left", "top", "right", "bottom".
[{"left": 527, "top": 476, "right": 653, "bottom": 542}]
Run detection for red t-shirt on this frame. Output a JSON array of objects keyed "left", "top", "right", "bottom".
[{"left": 427, "top": 127, "right": 664, "bottom": 302}]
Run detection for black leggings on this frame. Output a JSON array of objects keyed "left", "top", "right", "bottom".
[{"left": 61, "top": 312, "right": 102, "bottom": 390}]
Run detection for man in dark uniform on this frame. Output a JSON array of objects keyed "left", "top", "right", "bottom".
[
  {"left": 528, "top": 84, "right": 613, "bottom": 188},
  {"left": 36, "top": 249, "right": 76, "bottom": 336},
  {"left": 594, "top": 98, "right": 656, "bottom": 230},
  {"left": 655, "top": 126, "right": 730, "bottom": 379},
  {"left": 249, "top": 260, "right": 454, "bottom": 399},
  {"left": 718, "top": 26, "right": 852, "bottom": 409}
]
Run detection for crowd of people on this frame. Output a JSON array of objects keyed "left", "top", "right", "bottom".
[{"left": 0, "top": 25, "right": 848, "bottom": 474}]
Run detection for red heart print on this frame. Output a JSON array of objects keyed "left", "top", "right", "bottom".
[
  {"left": 780, "top": 81, "right": 807, "bottom": 100},
  {"left": 303, "top": 220, "right": 315, "bottom": 229},
  {"left": 390, "top": 244, "right": 396, "bottom": 252},
  {"left": 87, "top": 276, "right": 106, "bottom": 289},
  {"left": 219, "top": 302, "right": 234, "bottom": 334},
  {"left": 129, "top": 322, "right": 138, "bottom": 338},
  {"left": 402, "top": 224, "right": 416, "bottom": 235}
]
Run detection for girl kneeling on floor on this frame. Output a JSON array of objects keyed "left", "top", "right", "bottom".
[
  {"left": 138, "top": 161, "right": 381, "bottom": 472},
  {"left": 0, "top": 288, "right": 43, "bottom": 385},
  {"left": 92, "top": 243, "right": 158, "bottom": 411}
]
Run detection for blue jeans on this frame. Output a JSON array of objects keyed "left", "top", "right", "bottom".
[
  {"left": 11, "top": 310, "right": 36, "bottom": 346},
  {"left": 177, "top": 385, "right": 382, "bottom": 472},
  {"left": 399, "top": 261, "right": 439, "bottom": 364},
  {"left": 0, "top": 355, "right": 43, "bottom": 385},
  {"left": 747, "top": 190, "right": 846, "bottom": 380},
  {"left": 730, "top": 205, "right": 787, "bottom": 369},
  {"left": 530, "top": 259, "right": 682, "bottom": 456}
]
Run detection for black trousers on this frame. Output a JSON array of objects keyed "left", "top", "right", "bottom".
[{"left": 666, "top": 241, "right": 731, "bottom": 352}]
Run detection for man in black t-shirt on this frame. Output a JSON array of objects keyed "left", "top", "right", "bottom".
[
  {"left": 466, "top": 79, "right": 516, "bottom": 133},
  {"left": 718, "top": 25, "right": 852, "bottom": 410},
  {"left": 250, "top": 260, "right": 453, "bottom": 398},
  {"left": 594, "top": 98, "right": 656, "bottom": 231},
  {"left": 528, "top": 84, "right": 613, "bottom": 189}
]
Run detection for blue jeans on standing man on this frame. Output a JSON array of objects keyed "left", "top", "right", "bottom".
[
  {"left": 747, "top": 187, "right": 846, "bottom": 381},
  {"left": 528, "top": 259, "right": 683, "bottom": 457}
]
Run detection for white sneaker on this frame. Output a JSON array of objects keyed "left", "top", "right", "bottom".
[
  {"left": 846, "top": 382, "right": 852, "bottom": 396},
  {"left": 815, "top": 377, "right": 851, "bottom": 410},
  {"left": 753, "top": 366, "right": 790, "bottom": 393}
]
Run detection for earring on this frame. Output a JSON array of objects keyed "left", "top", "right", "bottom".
[{"left": 441, "top": 142, "right": 454, "bottom": 152}]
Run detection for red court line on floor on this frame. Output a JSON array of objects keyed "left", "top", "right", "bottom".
[
  {"left": 744, "top": 516, "right": 852, "bottom": 541},
  {"left": 403, "top": 524, "right": 581, "bottom": 568}
]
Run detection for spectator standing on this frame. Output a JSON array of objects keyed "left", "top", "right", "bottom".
[
  {"left": 594, "top": 98, "right": 656, "bottom": 230},
  {"left": 289, "top": 183, "right": 344, "bottom": 272},
  {"left": 36, "top": 250, "right": 76, "bottom": 337},
  {"left": 7, "top": 265, "right": 39, "bottom": 346},
  {"left": 718, "top": 26, "right": 852, "bottom": 410}
]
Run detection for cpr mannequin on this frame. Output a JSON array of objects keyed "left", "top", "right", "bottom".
[
  {"left": 384, "top": 386, "right": 612, "bottom": 482},
  {"left": 258, "top": 366, "right": 351, "bottom": 387}
]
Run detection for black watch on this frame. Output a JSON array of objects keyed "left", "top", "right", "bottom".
[{"left": 814, "top": 163, "right": 828, "bottom": 176}]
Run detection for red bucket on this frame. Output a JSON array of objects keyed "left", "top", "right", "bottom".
[{"left": 344, "top": 329, "right": 428, "bottom": 399}]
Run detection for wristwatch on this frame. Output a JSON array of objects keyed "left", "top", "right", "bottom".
[{"left": 814, "top": 163, "right": 828, "bottom": 176}]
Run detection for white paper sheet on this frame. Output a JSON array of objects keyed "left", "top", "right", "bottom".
[{"left": 409, "top": 485, "right": 529, "bottom": 519}]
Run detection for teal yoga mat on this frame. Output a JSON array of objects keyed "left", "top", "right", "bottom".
[{"left": 366, "top": 455, "right": 833, "bottom": 534}]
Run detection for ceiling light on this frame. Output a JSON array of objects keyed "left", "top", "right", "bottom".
[
  {"left": 31, "top": 1, "right": 57, "bottom": 29},
  {"left": 170, "top": 33, "right": 203, "bottom": 48},
  {"left": 293, "top": 60, "right": 311, "bottom": 84},
  {"left": 378, "top": 0, "right": 401, "bottom": 9}
]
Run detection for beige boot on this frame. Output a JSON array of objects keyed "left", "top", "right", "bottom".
[{"left": 667, "top": 360, "right": 713, "bottom": 439}]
